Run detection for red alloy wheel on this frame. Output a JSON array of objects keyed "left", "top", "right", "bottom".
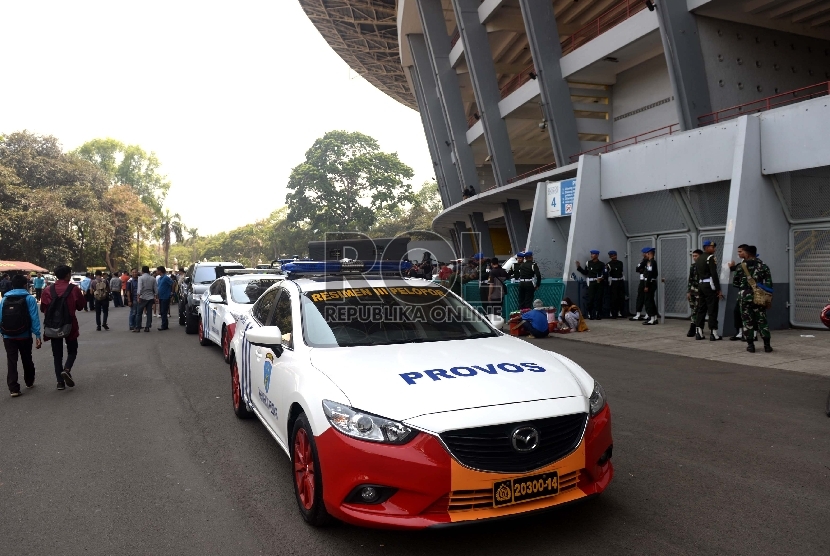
[
  {"left": 231, "top": 360, "right": 241, "bottom": 410},
  {"left": 294, "top": 429, "right": 316, "bottom": 510},
  {"left": 198, "top": 319, "right": 204, "bottom": 342},
  {"left": 223, "top": 329, "right": 230, "bottom": 361}
]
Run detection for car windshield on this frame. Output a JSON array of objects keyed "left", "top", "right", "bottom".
[
  {"left": 301, "top": 284, "right": 497, "bottom": 348},
  {"left": 229, "top": 278, "right": 281, "bottom": 304}
]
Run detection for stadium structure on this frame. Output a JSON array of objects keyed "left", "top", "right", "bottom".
[{"left": 299, "top": 0, "right": 830, "bottom": 330}]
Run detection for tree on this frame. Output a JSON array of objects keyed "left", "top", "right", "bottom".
[
  {"left": 370, "top": 181, "right": 443, "bottom": 237},
  {"left": 74, "top": 138, "right": 171, "bottom": 215},
  {"left": 157, "top": 209, "right": 184, "bottom": 268},
  {"left": 285, "top": 131, "right": 414, "bottom": 233},
  {"left": 101, "top": 185, "right": 152, "bottom": 271}
]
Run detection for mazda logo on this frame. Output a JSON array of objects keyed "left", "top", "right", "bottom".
[{"left": 511, "top": 427, "right": 540, "bottom": 452}]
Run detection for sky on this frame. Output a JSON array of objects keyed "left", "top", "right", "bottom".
[{"left": 0, "top": 0, "right": 435, "bottom": 236}]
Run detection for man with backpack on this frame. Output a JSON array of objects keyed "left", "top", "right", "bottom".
[
  {"left": 0, "top": 274, "right": 12, "bottom": 296},
  {"left": 92, "top": 270, "right": 110, "bottom": 331},
  {"left": 40, "top": 265, "right": 86, "bottom": 390},
  {"left": 1, "top": 274, "right": 42, "bottom": 397}
]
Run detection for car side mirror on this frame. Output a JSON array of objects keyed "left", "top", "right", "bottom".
[
  {"left": 246, "top": 326, "right": 284, "bottom": 357},
  {"left": 487, "top": 314, "right": 505, "bottom": 330},
  {"left": 184, "top": 277, "right": 191, "bottom": 284},
  {"left": 207, "top": 294, "right": 225, "bottom": 304}
]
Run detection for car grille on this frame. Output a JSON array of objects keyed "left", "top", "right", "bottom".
[
  {"left": 447, "top": 470, "right": 581, "bottom": 512},
  {"left": 439, "top": 413, "right": 588, "bottom": 473}
]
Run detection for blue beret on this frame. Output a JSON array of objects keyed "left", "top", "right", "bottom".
[
  {"left": 516, "top": 252, "right": 525, "bottom": 258},
  {"left": 641, "top": 246, "right": 655, "bottom": 253},
  {"left": 472, "top": 252, "right": 484, "bottom": 259},
  {"left": 702, "top": 240, "right": 716, "bottom": 247},
  {"left": 590, "top": 250, "right": 600, "bottom": 255},
  {"left": 524, "top": 251, "right": 533, "bottom": 256},
  {"left": 608, "top": 250, "right": 617, "bottom": 255}
]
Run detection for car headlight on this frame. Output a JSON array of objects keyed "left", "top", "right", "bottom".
[
  {"left": 322, "top": 400, "right": 416, "bottom": 445},
  {"left": 589, "top": 381, "right": 606, "bottom": 417}
]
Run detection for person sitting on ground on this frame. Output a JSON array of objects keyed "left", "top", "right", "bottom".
[
  {"left": 520, "top": 299, "right": 550, "bottom": 338},
  {"left": 437, "top": 262, "right": 452, "bottom": 282},
  {"left": 558, "top": 297, "right": 588, "bottom": 333}
]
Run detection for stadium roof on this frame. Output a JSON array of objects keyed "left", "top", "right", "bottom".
[{"left": 298, "top": 0, "right": 416, "bottom": 110}]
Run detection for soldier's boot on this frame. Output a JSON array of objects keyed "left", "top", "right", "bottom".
[
  {"left": 629, "top": 313, "right": 642, "bottom": 321},
  {"left": 695, "top": 327, "right": 704, "bottom": 340},
  {"left": 729, "top": 329, "right": 743, "bottom": 341},
  {"left": 763, "top": 337, "right": 773, "bottom": 353},
  {"left": 643, "top": 316, "right": 657, "bottom": 325},
  {"left": 746, "top": 330, "right": 755, "bottom": 352},
  {"left": 709, "top": 331, "right": 722, "bottom": 341},
  {"left": 686, "top": 323, "right": 696, "bottom": 337}
]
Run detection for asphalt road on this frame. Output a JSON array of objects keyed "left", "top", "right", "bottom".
[{"left": 1, "top": 306, "right": 829, "bottom": 556}]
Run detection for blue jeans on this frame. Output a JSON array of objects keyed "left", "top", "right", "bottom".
[
  {"left": 159, "top": 298, "right": 170, "bottom": 329},
  {"left": 129, "top": 302, "right": 139, "bottom": 329},
  {"left": 138, "top": 299, "right": 154, "bottom": 329}
]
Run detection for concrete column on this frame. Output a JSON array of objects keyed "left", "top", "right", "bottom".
[
  {"left": 563, "top": 156, "right": 627, "bottom": 307},
  {"left": 409, "top": 35, "right": 462, "bottom": 207},
  {"left": 469, "top": 212, "right": 494, "bottom": 257},
  {"left": 502, "top": 198, "right": 528, "bottom": 255},
  {"left": 655, "top": 0, "right": 712, "bottom": 130},
  {"left": 517, "top": 0, "right": 581, "bottom": 165},
  {"left": 454, "top": 221, "right": 476, "bottom": 259},
  {"left": 409, "top": 65, "right": 450, "bottom": 209},
  {"left": 418, "top": 0, "right": 479, "bottom": 195},
  {"left": 451, "top": 0, "right": 517, "bottom": 186},
  {"left": 721, "top": 115, "right": 789, "bottom": 333},
  {"left": 525, "top": 185, "right": 569, "bottom": 280}
]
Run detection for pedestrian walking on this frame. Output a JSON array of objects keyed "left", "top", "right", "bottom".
[
  {"left": 730, "top": 245, "right": 774, "bottom": 353},
  {"left": 686, "top": 249, "right": 702, "bottom": 337},
  {"left": 135, "top": 266, "right": 157, "bottom": 333},
  {"left": 629, "top": 248, "right": 650, "bottom": 321},
  {"left": 126, "top": 268, "right": 140, "bottom": 331},
  {"left": 92, "top": 270, "right": 110, "bottom": 331},
  {"left": 120, "top": 270, "right": 129, "bottom": 300},
  {"left": 0, "top": 274, "right": 12, "bottom": 296},
  {"left": 641, "top": 247, "right": 659, "bottom": 325},
  {"left": 510, "top": 251, "right": 541, "bottom": 310},
  {"left": 156, "top": 266, "right": 174, "bottom": 331},
  {"left": 40, "top": 265, "right": 86, "bottom": 390},
  {"left": 606, "top": 251, "right": 625, "bottom": 319},
  {"left": 694, "top": 240, "right": 723, "bottom": 340},
  {"left": 32, "top": 272, "right": 46, "bottom": 302},
  {"left": 80, "top": 273, "right": 94, "bottom": 312},
  {"left": 575, "top": 250, "right": 606, "bottom": 320},
  {"left": 110, "top": 272, "right": 123, "bottom": 307},
  {"left": 1, "top": 274, "right": 42, "bottom": 397}
]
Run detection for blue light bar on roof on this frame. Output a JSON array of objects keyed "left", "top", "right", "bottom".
[{"left": 282, "top": 260, "right": 411, "bottom": 275}]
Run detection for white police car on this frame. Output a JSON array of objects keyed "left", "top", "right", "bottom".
[
  {"left": 198, "top": 270, "right": 284, "bottom": 362},
  {"left": 227, "top": 260, "right": 613, "bottom": 529}
]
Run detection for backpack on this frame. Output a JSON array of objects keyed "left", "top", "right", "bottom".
[
  {"left": 43, "top": 284, "right": 75, "bottom": 339},
  {"left": 1, "top": 295, "right": 32, "bottom": 336},
  {"left": 94, "top": 279, "right": 109, "bottom": 301}
]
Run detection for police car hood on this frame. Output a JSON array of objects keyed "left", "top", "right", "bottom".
[{"left": 308, "top": 335, "right": 587, "bottom": 423}]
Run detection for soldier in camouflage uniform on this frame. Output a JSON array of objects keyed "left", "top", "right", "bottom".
[
  {"left": 686, "top": 249, "right": 702, "bottom": 337},
  {"left": 576, "top": 250, "right": 606, "bottom": 319},
  {"left": 730, "top": 245, "right": 773, "bottom": 353}
]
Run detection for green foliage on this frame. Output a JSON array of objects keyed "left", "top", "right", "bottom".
[
  {"left": 285, "top": 131, "right": 414, "bottom": 233},
  {"left": 0, "top": 131, "right": 166, "bottom": 272},
  {"left": 74, "top": 138, "right": 171, "bottom": 216}
]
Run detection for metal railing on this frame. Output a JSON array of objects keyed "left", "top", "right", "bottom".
[
  {"left": 450, "top": 28, "right": 460, "bottom": 48},
  {"left": 568, "top": 123, "right": 680, "bottom": 163},
  {"left": 560, "top": 0, "right": 649, "bottom": 56},
  {"left": 697, "top": 81, "right": 830, "bottom": 125},
  {"left": 499, "top": 64, "right": 536, "bottom": 99},
  {"left": 506, "top": 162, "right": 558, "bottom": 184}
]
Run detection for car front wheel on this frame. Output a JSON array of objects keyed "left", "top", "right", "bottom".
[
  {"left": 291, "top": 414, "right": 331, "bottom": 526},
  {"left": 230, "top": 357, "right": 253, "bottom": 419}
]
